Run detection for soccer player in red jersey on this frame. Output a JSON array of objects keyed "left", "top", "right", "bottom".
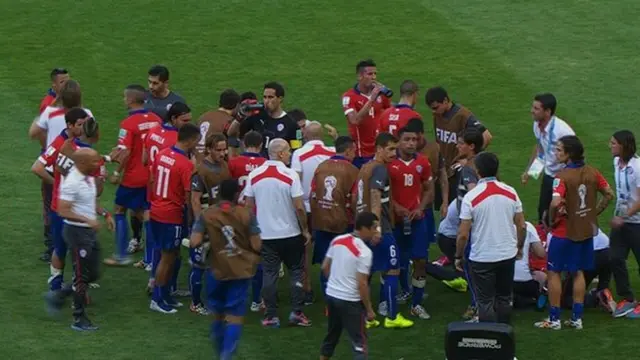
[
  {"left": 227, "top": 130, "right": 266, "bottom": 311},
  {"left": 105, "top": 85, "right": 162, "bottom": 266},
  {"left": 342, "top": 59, "right": 392, "bottom": 168},
  {"left": 32, "top": 108, "right": 91, "bottom": 293},
  {"left": 378, "top": 80, "right": 422, "bottom": 136},
  {"left": 149, "top": 123, "right": 201, "bottom": 314},
  {"left": 388, "top": 125, "right": 434, "bottom": 320},
  {"left": 39, "top": 68, "right": 70, "bottom": 114}
]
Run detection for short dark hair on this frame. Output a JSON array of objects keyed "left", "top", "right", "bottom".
[
  {"left": 534, "top": 93, "right": 557, "bottom": 116},
  {"left": 219, "top": 179, "right": 239, "bottom": 202},
  {"left": 355, "top": 211, "right": 379, "bottom": 230},
  {"left": 288, "top": 108, "right": 307, "bottom": 123},
  {"left": 375, "top": 132, "right": 397, "bottom": 148},
  {"left": 125, "top": 84, "right": 147, "bottom": 105},
  {"left": 205, "top": 133, "right": 227, "bottom": 149},
  {"left": 462, "top": 128, "right": 484, "bottom": 154},
  {"left": 166, "top": 102, "right": 191, "bottom": 122},
  {"left": 264, "top": 82, "right": 285, "bottom": 97},
  {"left": 397, "top": 125, "right": 418, "bottom": 139},
  {"left": 148, "top": 65, "right": 170, "bottom": 82},
  {"left": 334, "top": 136, "right": 354, "bottom": 154},
  {"left": 405, "top": 118, "right": 424, "bottom": 134},
  {"left": 425, "top": 86, "right": 449, "bottom": 105},
  {"left": 65, "top": 107, "right": 88, "bottom": 125},
  {"left": 558, "top": 135, "right": 584, "bottom": 163},
  {"left": 399, "top": 80, "right": 419, "bottom": 96},
  {"left": 613, "top": 130, "right": 637, "bottom": 163},
  {"left": 219, "top": 89, "right": 240, "bottom": 110},
  {"left": 243, "top": 131, "right": 263, "bottom": 149},
  {"left": 50, "top": 67, "right": 68, "bottom": 80},
  {"left": 356, "top": 59, "right": 376, "bottom": 74},
  {"left": 60, "top": 80, "right": 82, "bottom": 108},
  {"left": 474, "top": 152, "right": 499, "bottom": 178},
  {"left": 177, "top": 123, "right": 200, "bottom": 142},
  {"left": 240, "top": 91, "right": 257, "bottom": 101}
]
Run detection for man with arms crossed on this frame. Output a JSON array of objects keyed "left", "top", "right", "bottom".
[
  {"left": 319, "top": 212, "right": 380, "bottom": 360},
  {"left": 190, "top": 179, "right": 261, "bottom": 359}
]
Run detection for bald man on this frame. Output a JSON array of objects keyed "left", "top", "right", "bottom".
[
  {"left": 47, "top": 148, "right": 113, "bottom": 331},
  {"left": 245, "top": 138, "right": 313, "bottom": 327},
  {"left": 291, "top": 122, "right": 336, "bottom": 304}
]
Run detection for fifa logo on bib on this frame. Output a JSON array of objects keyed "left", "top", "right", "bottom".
[
  {"left": 323, "top": 176, "right": 337, "bottom": 201},
  {"left": 578, "top": 184, "right": 587, "bottom": 209}
]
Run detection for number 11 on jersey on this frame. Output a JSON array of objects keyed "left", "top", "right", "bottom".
[{"left": 156, "top": 165, "right": 171, "bottom": 198}]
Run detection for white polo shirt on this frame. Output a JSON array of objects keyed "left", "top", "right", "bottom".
[
  {"left": 460, "top": 177, "right": 523, "bottom": 263},
  {"left": 532, "top": 116, "right": 574, "bottom": 176},
  {"left": 59, "top": 167, "right": 97, "bottom": 228},
  {"left": 37, "top": 106, "right": 94, "bottom": 147},
  {"left": 614, "top": 156, "right": 640, "bottom": 224},
  {"left": 438, "top": 200, "right": 460, "bottom": 238},
  {"left": 325, "top": 233, "right": 373, "bottom": 302},
  {"left": 244, "top": 160, "right": 304, "bottom": 240},
  {"left": 513, "top": 222, "right": 541, "bottom": 282},
  {"left": 290, "top": 140, "right": 335, "bottom": 212}
]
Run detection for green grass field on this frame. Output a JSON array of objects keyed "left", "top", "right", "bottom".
[{"left": 1, "top": 0, "right": 640, "bottom": 358}]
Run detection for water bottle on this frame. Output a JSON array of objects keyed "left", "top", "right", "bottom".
[
  {"left": 403, "top": 216, "right": 411, "bottom": 235},
  {"left": 379, "top": 85, "right": 393, "bottom": 98}
]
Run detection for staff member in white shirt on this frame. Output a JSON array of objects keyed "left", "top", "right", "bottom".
[
  {"left": 608, "top": 130, "right": 640, "bottom": 318},
  {"left": 456, "top": 152, "right": 526, "bottom": 324},
  {"left": 291, "top": 121, "right": 336, "bottom": 302},
  {"left": 320, "top": 212, "right": 379, "bottom": 360},
  {"left": 49, "top": 148, "right": 113, "bottom": 331},
  {"left": 521, "top": 93, "right": 575, "bottom": 224},
  {"left": 512, "top": 222, "right": 546, "bottom": 308},
  {"left": 245, "top": 139, "right": 312, "bottom": 328}
]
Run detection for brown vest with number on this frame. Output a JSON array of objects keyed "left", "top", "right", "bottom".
[
  {"left": 433, "top": 105, "right": 472, "bottom": 177},
  {"left": 197, "top": 159, "right": 232, "bottom": 205},
  {"left": 352, "top": 160, "right": 395, "bottom": 227},
  {"left": 421, "top": 141, "right": 441, "bottom": 181},
  {"left": 556, "top": 165, "right": 600, "bottom": 241},
  {"left": 204, "top": 202, "right": 260, "bottom": 280},
  {"left": 311, "top": 158, "right": 359, "bottom": 233}
]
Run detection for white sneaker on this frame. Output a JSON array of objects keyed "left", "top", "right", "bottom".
[
  {"left": 127, "top": 238, "right": 142, "bottom": 254},
  {"left": 410, "top": 305, "right": 431, "bottom": 320},
  {"left": 172, "top": 289, "right": 191, "bottom": 297},
  {"left": 250, "top": 301, "right": 264, "bottom": 312},
  {"left": 144, "top": 263, "right": 152, "bottom": 272},
  {"left": 563, "top": 318, "right": 583, "bottom": 330},
  {"left": 150, "top": 300, "right": 177, "bottom": 314},
  {"left": 181, "top": 238, "right": 191, "bottom": 248},
  {"left": 88, "top": 283, "right": 100, "bottom": 289},
  {"left": 465, "top": 316, "right": 479, "bottom": 323},
  {"left": 190, "top": 303, "right": 211, "bottom": 316},
  {"left": 534, "top": 318, "right": 561, "bottom": 330},
  {"left": 378, "top": 301, "right": 388, "bottom": 317}
]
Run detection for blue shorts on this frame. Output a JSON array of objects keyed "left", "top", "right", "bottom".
[
  {"left": 424, "top": 208, "right": 436, "bottom": 244},
  {"left": 547, "top": 236, "right": 595, "bottom": 273},
  {"left": 150, "top": 219, "right": 183, "bottom": 251},
  {"left": 313, "top": 230, "right": 341, "bottom": 264},
  {"left": 353, "top": 156, "right": 373, "bottom": 169},
  {"left": 115, "top": 185, "right": 148, "bottom": 210},
  {"left": 206, "top": 271, "right": 250, "bottom": 316},
  {"left": 369, "top": 232, "right": 399, "bottom": 273},
  {"left": 393, "top": 217, "right": 429, "bottom": 264},
  {"left": 189, "top": 245, "right": 208, "bottom": 269},
  {"left": 50, "top": 211, "right": 66, "bottom": 259}
]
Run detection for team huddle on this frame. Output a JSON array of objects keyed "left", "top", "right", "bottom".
[{"left": 27, "top": 60, "right": 640, "bottom": 359}]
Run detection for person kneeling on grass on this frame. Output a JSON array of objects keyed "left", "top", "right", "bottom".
[
  {"left": 190, "top": 179, "right": 261, "bottom": 359},
  {"left": 512, "top": 222, "right": 546, "bottom": 309}
]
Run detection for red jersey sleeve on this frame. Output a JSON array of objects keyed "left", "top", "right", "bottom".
[
  {"left": 117, "top": 120, "right": 136, "bottom": 149},
  {"left": 342, "top": 92, "right": 358, "bottom": 117},
  {"left": 595, "top": 171, "right": 610, "bottom": 190},
  {"left": 39, "top": 137, "right": 64, "bottom": 166},
  {"left": 552, "top": 177, "right": 566, "bottom": 198},
  {"left": 382, "top": 96, "right": 392, "bottom": 110}
]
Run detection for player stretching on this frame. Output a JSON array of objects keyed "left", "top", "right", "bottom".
[
  {"left": 310, "top": 136, "right": 359, "bottom": 309},
  {"left": 228, "top": 131, "right": 266, "bottom": 311},
  {"left": 354, "top": 133, "right": 414, "bottom": 329},
  {"left": 137, "top": 102, "right": 191, "bottom": 274},
  {"left": 149, "top": 123, "right": 201, "bottom": 314},
  {"left": 190, "top": 179, "right": 262, "bottom": 359},
  {"left": 189, "top": 133, "right": 231, "bottom": 314},
  {"left": 377, "top": 80, "right": 422, "bottom": 136},
  {"left": 105, "top": 85, "right": 161, "bottom": 266},
  {"left": 535, "top": 135, "right": 613, "bottom": 330},
  {"left": 388, "top": 125, "right": 434, "bottom": 319}
]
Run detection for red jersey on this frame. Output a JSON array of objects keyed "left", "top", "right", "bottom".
[
  {"left": 342, "top": 86, "right": 391, "bottom": 158},
  {"left": 150, "top": 146, "right": 194, "bottom": 224},
  {"left": 228, "top": 152, "right": 267, "bottom": 202},
  {"left": 38, "top": 130, "right": 69, "bottom": 212},
  {"left": 551, "top": 168, "right": 609, "bottom": 238},
  {"left": 144, "top": 123, "right": 179, "bottom": 167},
  {"left": 378, "top": 104, "right": 422, "bottom": 136},
  {"left": 39, "top": 89, "right": 56, "bottom": 114},
  {"left": 117, "top": 109, "right": 161, "bottom": 188},
  {"left": 387, "top": 154, "right": 432, "bottom": 220}
]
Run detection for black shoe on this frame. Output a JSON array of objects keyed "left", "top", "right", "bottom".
[
  {"left": 303, "top": 290, "right": 314, "bottom": 306},
  {"left": 71, "top": 315, "right": 98, "bottom": 331},
  {"left": 39, "top": 251, "right": 52, "bottom": 263}
]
